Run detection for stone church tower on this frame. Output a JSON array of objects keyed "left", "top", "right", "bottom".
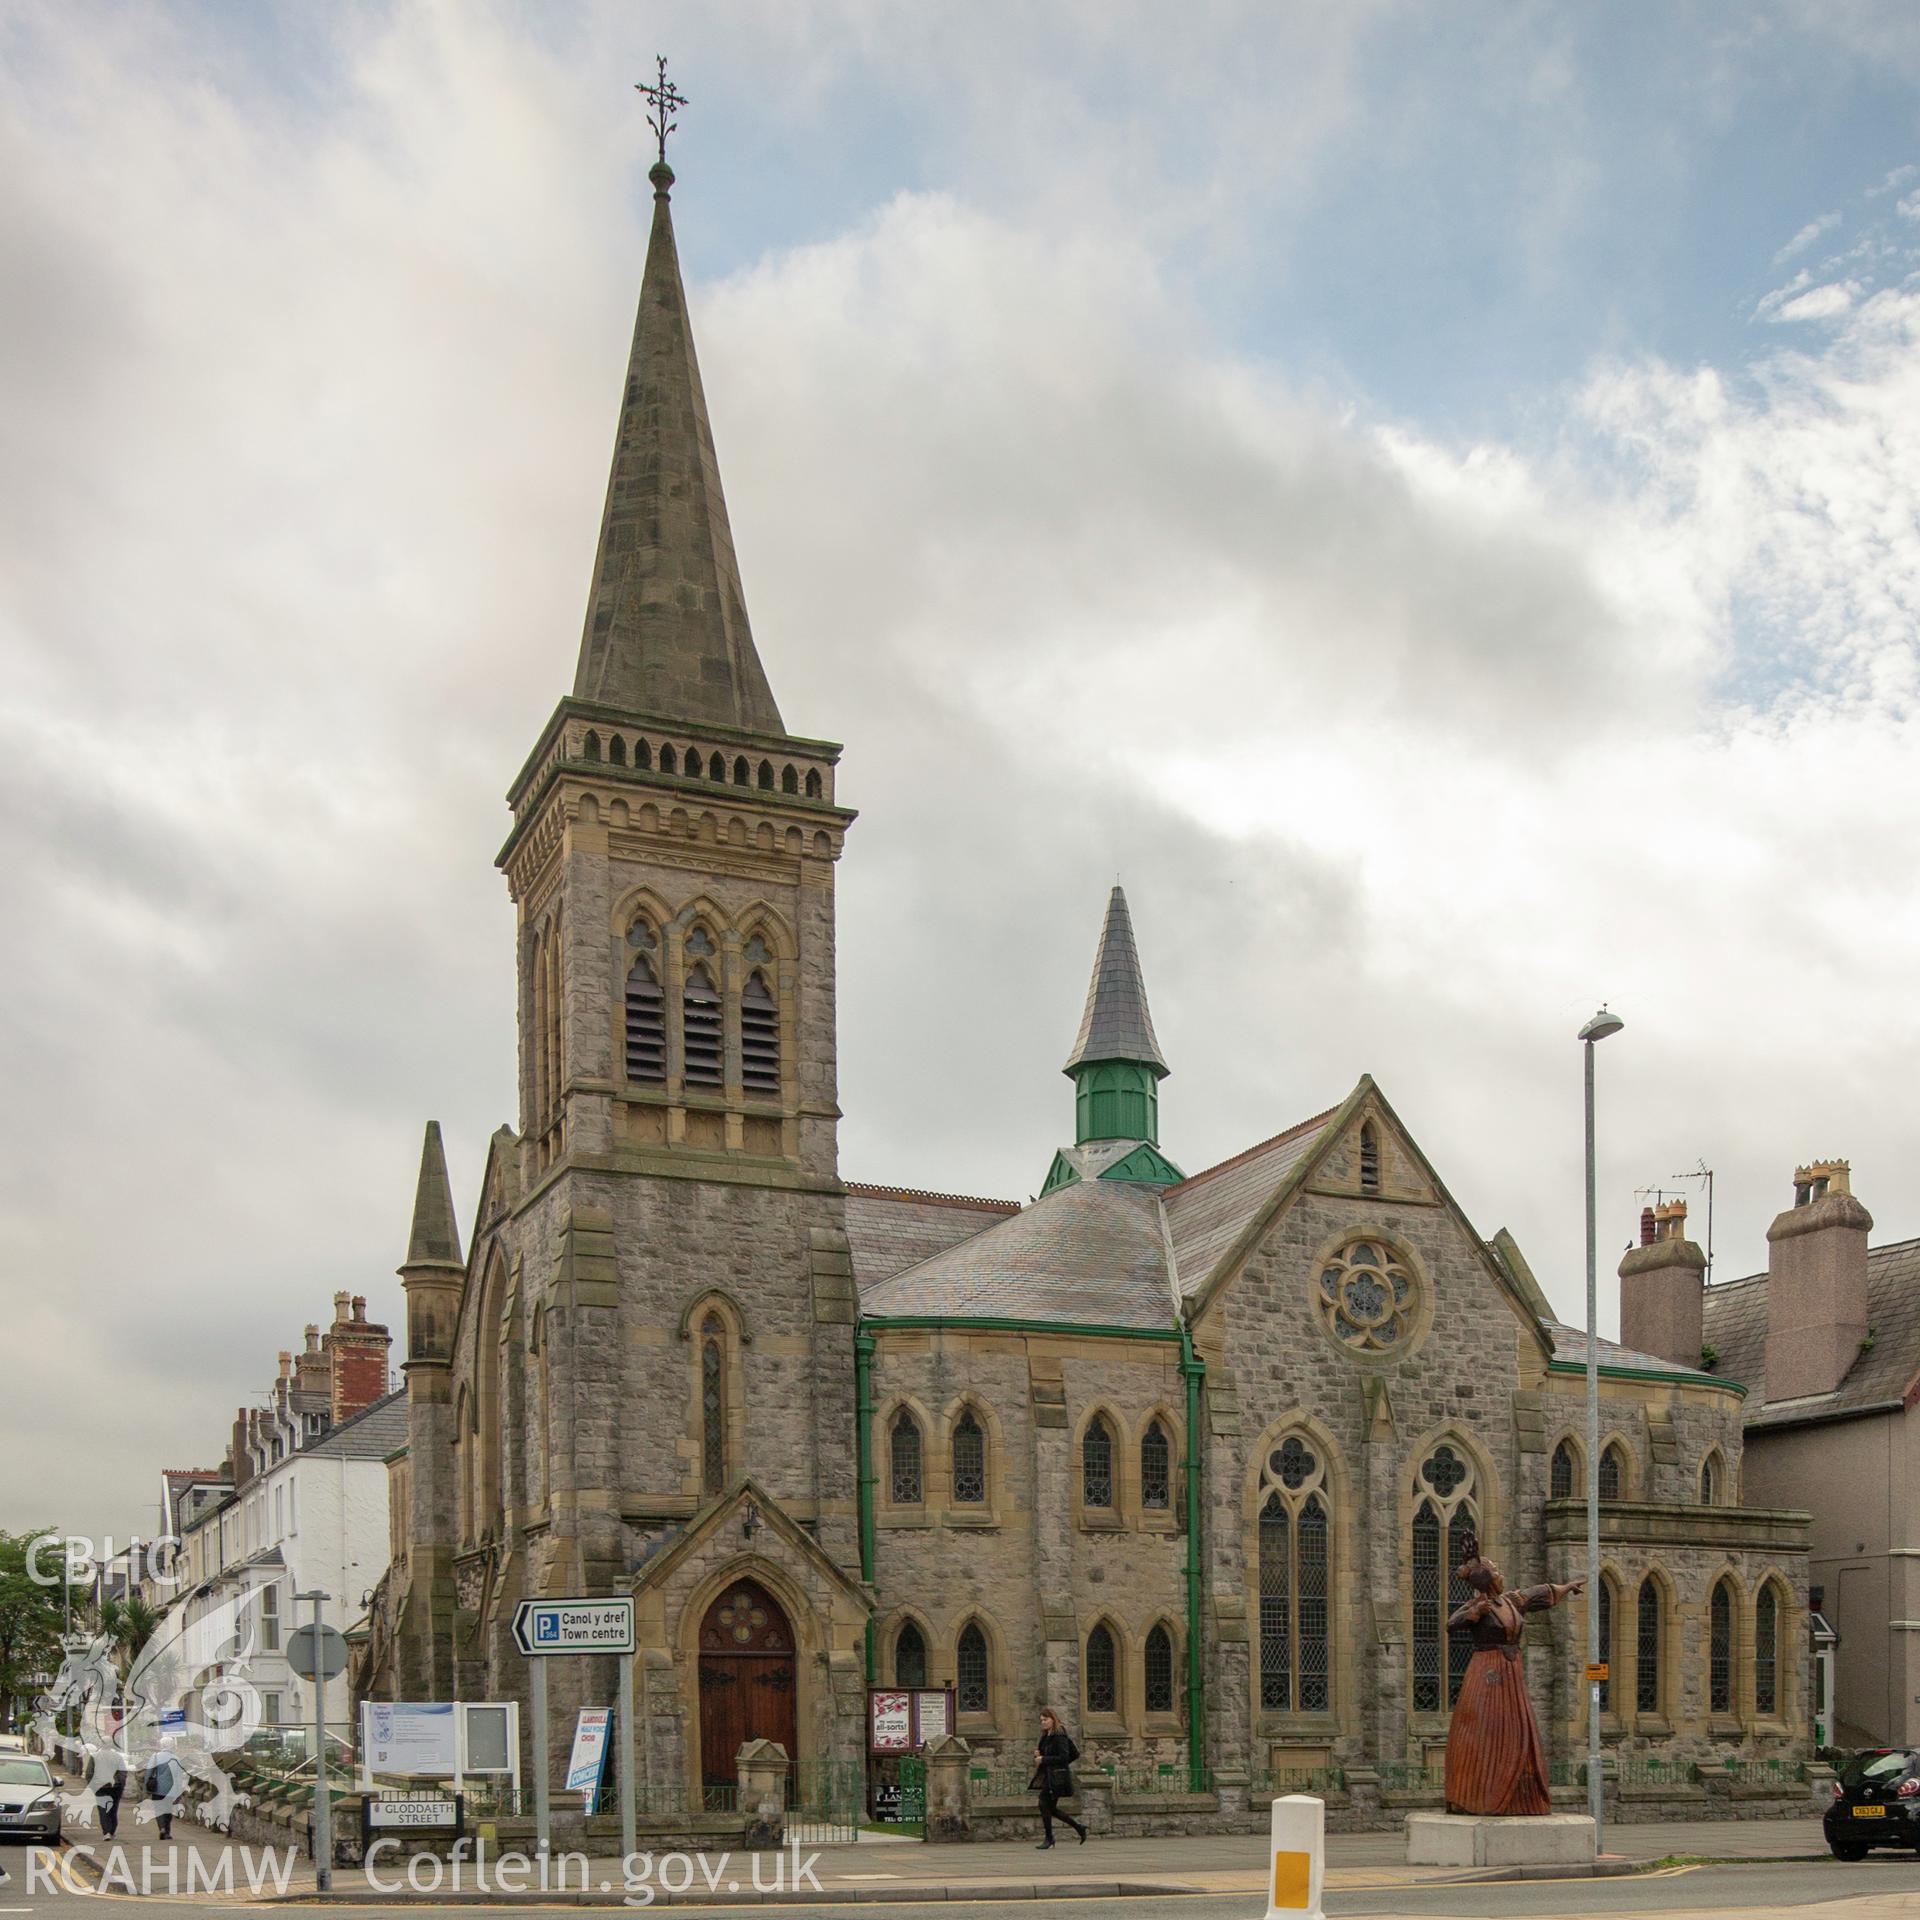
[{"left": 386, "top": 153, "right": 870, "bottom": 1796}]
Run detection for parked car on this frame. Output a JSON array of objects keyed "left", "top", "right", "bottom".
[
  {"left": 0, "top": 1756, "right": 60, "bottom": 1846},
  {"left": 1827, "top": 1748, "right": 1920, "bottom": 1858}
]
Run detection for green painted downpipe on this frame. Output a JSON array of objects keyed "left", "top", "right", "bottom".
[
  {"left": 854, "top": 1327, "right": 878, "bottom": 1684},
  {"left": 1179, "top": 1321, "right": 1207, "bottom": 1795}
]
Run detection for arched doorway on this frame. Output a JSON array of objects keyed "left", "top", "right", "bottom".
[{"left": 697, "top": 1579, "right": 798, "bottom": 1800}]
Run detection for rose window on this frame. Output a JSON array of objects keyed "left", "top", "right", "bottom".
[{"left": 1317, "top": 1238, "right": 1418, "bottom": 1352}]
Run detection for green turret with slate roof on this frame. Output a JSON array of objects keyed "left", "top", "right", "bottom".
[{"left": 1042, "top": 886, "right": 1184, "bottom": 1194}]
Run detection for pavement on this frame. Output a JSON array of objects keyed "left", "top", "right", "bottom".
[{"left": 23, "top": 1811, "right": 1850, "bottom": 1906}]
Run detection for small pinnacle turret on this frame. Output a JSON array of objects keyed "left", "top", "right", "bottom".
[{"left": 405, "top": 1121, "right": 464, "bottom": 1269}]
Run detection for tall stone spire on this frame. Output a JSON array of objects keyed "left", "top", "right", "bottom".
[
  {"left": 572, "top": 160, "right": 785, "bottom": 734},
  {"left": 404, "top": 1121, "right": 464, "bottom": 1270},
  {"left": 1063, "top": 885, "right": 1169, "bottom": 1148}
]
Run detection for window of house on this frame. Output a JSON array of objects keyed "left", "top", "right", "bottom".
[
  {"left": 701, "top": 1316, "right": 726, "bottom": 1494},
  {"left": 951, "top": 1409, "right": 986, "bottom": 1505},
  {"left": 1144, "top": 1624, "right": 1175, "bottom": 1715},
  {"left": 1709, "top": 1580, "right": 1734, "bottom": 1714},
  {"left": 1082, "top": 1415, "right": 1115, "bottom": 1509},
  {"left": 1636, "top": 1577, "right": 1662, "bottom": 1715},
  {"left": 625, "top": 922, "right": 666, "bottom": 1083},
  {"left": 889, "top": 1410, "right": 923, "bottom": 1505},
  {"left": 1598, "top": 1443, "right": 1625, "bottom": 1502},
  {"left": 1411, "top": 1443, "right": 1478, "bottom": 1713},
  {"left": 1756, "top": 1583, "right": 1780, "bottom": 1717},
  {"left": 1550, "top": 1440, "right": 1576, "bottom": 1500},
  {"left": 261, "top": 1582, "right": 280, "bottom": 1653},
  {"left": 956, "top": 1623, "right": 989, "bottom": 1714},
  {"left": 1259, "top": 1434, "right": 1331, "bottom": 1714},
  {"left": 895, "top": 1622, "right": 927, "bottom": 1690},
  {"left": 262, "top": 1692, "right": 281, "bottom": 1727},
  {"left": 1140, "top": 1419, "right": 1171, "bottom": 1511},
  {"left": 1086, "top": 1624, "right": 1118, "bottom": 1715}
]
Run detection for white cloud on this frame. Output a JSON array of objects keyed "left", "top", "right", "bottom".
[
  {"left": 1774, "top": 208, "right": 1841, "bottom": 263},
  {"left": 1899, "top": 189, "right": 1920, "bottom": 221},
  {"left": 1765, "top": 280, "right": 1861, "bottom": 322},
  {"left": 1865, "top": 163, "right": 1917, "bottom": 197}
]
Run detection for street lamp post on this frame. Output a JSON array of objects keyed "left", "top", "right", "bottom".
[
  {"left": 294, "top": 1590, "right": 332, "bottom": 1894},
  {"left": 1578, "top": 1006, "right": 1623, "bottom": 1851}
]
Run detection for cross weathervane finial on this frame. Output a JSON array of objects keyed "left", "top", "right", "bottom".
[{"left": 636, "top": 55, "right": 687, "bottom": 171}]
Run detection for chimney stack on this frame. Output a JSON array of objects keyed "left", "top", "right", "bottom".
[
  {"left": 1618, "top": 1199, "right": 1707, "bottom": 1368},
  {"left": 1764, "top": 1159, "right": 1872, "bottom": 1403},
  {"left": 333, "top": 1289, "right": 353, "bottom": 1325}
]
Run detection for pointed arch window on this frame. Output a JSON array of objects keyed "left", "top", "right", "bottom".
[
  {"left": 951, "top": 1408, "right": 987, "bottom": 1505},
  {"left": 1596, "top": 1574, "right": 1616, "bottom": 1711},
  {"left": 583, "top": 730, "right": 602, "bottom": 762},
  {"left": 1086, "top": 1624, "right": 1117, "bottom": 1715},
  {"left": 625, "top": 921, "right": 666, "bottom": 1083},
  {"left": 956, "top": 1622, "right": 989, "bottom": 1714},
  {"left": 805, "top": 769, "right": 822, "bottom": 798},
  {"left": 1756, "top": 1582, "right": 1781, "bottom": 1717},
  {"left": 757, "top": 760, "right": 775, "bottom": 790},
  {"left": 1259, "top": 1434, "right": 1331, "bottom": 1714},
  {"left": 1359, "top": 1121, "right": 1381, "bottom": 1194},
  {"left": 889, "top": 1409, "right": 923, "bottom": 1505},
  {"left": 609, "top": 734, "right": 627, "bottom": 767},
  {"left": 682, "top": 943, "right": 723, "bottom": 1089},
  {"left": 635, "top": 738, "right": 653, "bottom": 771},
  {"left": 781, "top": 764, "right": 799, "bottom": 794},
  {"left": 1598, "top": 1442, "right": 1626, "bottom": 1502},
  {"left": 1699, "top": 1451, "right": 1720, "bottom": 1506},
  {"left": 660, "top": 744, "right": 677, "bottom": 775},
  {"left": 701, "top": 1315, "right": 727, "bottom": 1495},
  {"left": 1140, "top": 1419, "right": 1172, "bottom": 1511},
  {"left": 1636, "top": 1576, "right": 1663, "bottom": 1715},
  {"left": 741, "top": 938, "right": 780, "bottom": 1097},
  {"left": 709, "top": 752, "right": 726, "bottom": 782},
  {"left": 1082, "top": 1415, "right": 1115, "bottom": 1509},
  {"left": 1411, "top": 1443, "right": 1479, "bottom": 1713},
  {"left": 1550, "top": 1439, "right": 1577, "bottom": 1500},
  {"left": 1144, "top": 1624, "right": 1175, "bottom": 1714},
  {"left": 895, "top": 1621, "right": 927, "bottom": 1690},
  {"left": 733, "top": 755, "right": 750, "bottom": 786},
  {"left": 1709, "top": 1579, "right": 1735, "bottom": 1715}
]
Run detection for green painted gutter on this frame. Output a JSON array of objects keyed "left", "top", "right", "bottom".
[
  {"left": 1178, "top": 1321, "right": 1207, "bottom": 1795},
  {"left": 859, "top": 1315, "right": 1182, "bottom": 1343},
  {"left": 1546, "top": 1358, "right": 1745, "bottom": 1396},
  {"left": 854, "top": 1327, "right": 877, "bottom": 1685}
]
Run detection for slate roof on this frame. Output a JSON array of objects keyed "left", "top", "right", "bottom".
[
  {"left": 860, "top": 1179, "right": 1179, "bottom": 1330},
  {"left": 1701, "top": 1236, "right": 1920, "bottom": 1426},
  {"left": 305, "top": 1390, "right": 409, "bottom": 1461},
  {"left": 845, "top": 1184, "right": 1021, "bottom": 1294},
  {"left": 1163, "top": 1108, "right": 1338, "bottom": 1299},
  {"left": 1543, "top": 1323, "right": 1725, "bottom": 1385},
  {"left": 1063, "top": 886, "right": 1168, "bottom": 1076}
]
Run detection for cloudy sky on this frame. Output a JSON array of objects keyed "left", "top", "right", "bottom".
[{"left": 5, "top": 1, "right": 1920, "bottom": 1543}]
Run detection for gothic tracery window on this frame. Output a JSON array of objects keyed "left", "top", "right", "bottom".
[
  {"left": 1259, "top": 1434, "right": 1331, "bottom": 1714},
  {"left": 1756, "top": 1581, "right": 1781, "bottom": 1718},
  {"left": 956, "top": 1622, "right": 989, "bottom": 1714},
  {"left": 951, "top": 1408, "right": 986, "bottom": 1505},
  {"left": 1140, "top": 1419, "right": 1172, "bottom": 1512},
  {"left": 625, "top": 920, "right": 666, "bottom": 1083},
  {"left": 1597, "top": 1574, "right": 1616, "bottom": 1712},
  {"left": 1550, "top": 1439, "right": 1576, "bottom": 1500},
  {"left": 1082, "top": 1414, "right": 1115, "bottom": 1509},
  {"left": 1411, "top": 1442, "right": 1479, "bottom": 1713},
  {"left": 1598, "top": 1442, "right": 1626, "bottom": 1502},
  {"left": 1636, "top": 1576, "right": 1662, "bottom": 1715},
  {"left": 1317, "top": 1237, "right": 1419, "bottom": 1353},
  {"left": 1709, "top": 1579, "right": 1735, "bottom": 1715},
  {"left": 1699, "top": 1451, "right": 1721, "bottom": 1506},
  {"left": 889, "top": 1409, "right": 923, "bottom": 1505},
  {"left": 701, "top": 1315, "right": 727, "bottom": 1494}
]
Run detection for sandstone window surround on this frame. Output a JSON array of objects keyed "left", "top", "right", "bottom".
[
  {"left": 892, "top": 1617, "right": 929, "bottom": 1690},
  {"left": 1083, "top": 1619, "right": 1123, "bottom": 1727},
  {"left": 1753, "top": 1576, "right": 1792, "bottom": 1730},
  {"left": 1594, "top": 1569, "right": 1622, "bottom": 1720},
  {"left": 876, "top": 1396, "right": 935, "bottom": 1528},
  {"left": 682, "top": 1291, "right": 749, "bottom": 1504},
  {"left": 889, "top": 1408, "right": 924, "bottom": 1506},
  {"left": 1597, "top": 1439, "right": 1630, "bottom": 1502},
  {"left": 1408, "top": 1438, "right": 1487, "bottom": 1719},
  {"left": 938, "top": 1397, "right": 1004, "bottom": 1530},
  {"left": 954, "top": 1617, "right": 1002, "bottom": 1729},
  {"left": 1708, "top": 1574, "right": 1739, "bottom": 1723},
  {"left": 1634, "top": 1572, "right": 1667, "bottom": 1726},
  {"left": 1143, "top": 1619, "right": 1179, "bottom": 1721},
  {"left": 1549, "top": 1435, "right": 1581, "bottom": 1501},
  {"left": 1134, "top": 1406, "right": 1186, "bottom": 1535},
  {"left": 1074, "top": 1407, "right": 1127, "bottom": 1532},
  {"left": 1312, "top": 1230, "right": 1432, "bottom": 1362},
  {"left": 1698, "top": 1447, "right": 1725, "bottom": 1506}
]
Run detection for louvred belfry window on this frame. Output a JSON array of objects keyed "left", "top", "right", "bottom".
[
  {"left": 625, "top": 922, "right": 666, "bottom": 1083},
  {"left": 741, "top": 967, "right": 780, "bottom": 1097},
  {"left": 682, "top": 949, "right": 723, "bottom": 1089}
]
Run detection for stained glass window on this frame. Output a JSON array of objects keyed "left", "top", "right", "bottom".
[
  {"left": 1141, "top": 1420, "right": 1171, "bottom": 1510},
  {"left": 1636, "top": 1577, "right": 1661, "bottom": 1715},
  {"left": 1086, "top": 1624, "right": 1117, "bottom": 1714},
  {"left": 1411, "top": 1444, "right": 1480, "bottom": 1712},
  {"left": 957, "top": 1623, "right": 988, "bottom": 1714},
  {"left": 890, "top": 1409, "right": 922, "bottom": 1505},
  {"left": 1082, "top": 1415, "right": 1114, "bottom": 1509},
  {"left": 1259, "top": 1435, "right": 1331, "bottom": 1714},
  {"left": 1756, "top": 1583, "right": 1779, "bottom": 1717},
  {"left": 952, "top": 1409, "right": 986, "bottom": 1505},
  {"left": 1709, "top": 1581, "right": 1733, "bottom": 1714},
  {"left": 1144, "top": 1625, "right": 1175, "bottom": 1714},
  {"left": 1597, "top": 1576, "right": 1614, "bottom": 1712},
  {"left": 701, "top": 1318, "right": 725, "bottom": 1494}
]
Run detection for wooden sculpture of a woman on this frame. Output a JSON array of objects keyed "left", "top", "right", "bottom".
[{"left": 1443, "top": 1535, "right": 1584, "bottom": 1817}]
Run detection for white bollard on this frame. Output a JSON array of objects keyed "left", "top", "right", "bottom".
[{"left": 1263, "top": 1792, "right": 1325, "bottom": 1920}]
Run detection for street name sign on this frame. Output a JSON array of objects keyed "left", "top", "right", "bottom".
[{"left": 512, "top": 1596, "right": 635, "bottom": 1657}]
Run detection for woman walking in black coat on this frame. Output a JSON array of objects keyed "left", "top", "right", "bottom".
[{"left": 1030, "top": 1707, "right": 1087, "bottom": 1849}]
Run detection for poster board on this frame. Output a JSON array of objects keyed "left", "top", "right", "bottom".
[
  {"left": 361, "top": 1702, "right": 458, "bottom": 1776},
  {"left": 867, "top": 1687, "right": 958, "bottom": 1753},
  {"left": 565, "top": 1707, "right": 613, "bottom": 1809}
]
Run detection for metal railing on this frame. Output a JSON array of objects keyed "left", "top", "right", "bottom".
[
  {"left": 1249, "top": 1765, "right": 1344, "bottom": 1796},
  {"left": 1374, "top": 1761, "right": 1446, "bottom": 1792}
]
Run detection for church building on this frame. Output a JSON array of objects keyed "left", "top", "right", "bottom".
[{"left": 359, "top": 144, "right": 1813, "bottom": 1822}]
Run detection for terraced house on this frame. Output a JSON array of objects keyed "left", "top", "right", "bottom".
[{"left": 356, "top": 151, "right": 1815, "bottom": 1827}]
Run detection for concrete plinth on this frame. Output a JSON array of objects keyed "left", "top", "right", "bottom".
[{"left": 1405, "top": 1812, "right": 1596, "bottom": 1868}]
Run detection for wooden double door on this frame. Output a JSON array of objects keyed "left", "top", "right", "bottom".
[{"left": 697, "top": 1579, "right": 798, "bottom": 1796}]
